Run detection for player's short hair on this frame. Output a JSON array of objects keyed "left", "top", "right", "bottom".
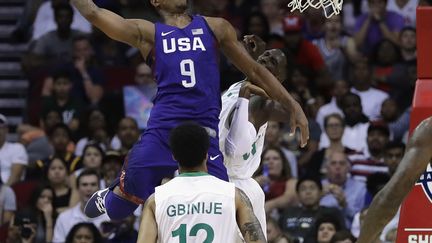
[{"left": 169, "top": 122, "right": 210, "bottom": 169}]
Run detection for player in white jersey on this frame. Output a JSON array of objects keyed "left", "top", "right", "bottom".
[
  {"left": 219, "top": 36, "right": 291, "bottom": 241},
  {"left": 137, "top": 122, "right": 266, "bottom": 243}
]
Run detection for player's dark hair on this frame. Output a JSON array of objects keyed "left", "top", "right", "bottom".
[{"left": 170, "top": 122, "right": 210, "bottom": 169}]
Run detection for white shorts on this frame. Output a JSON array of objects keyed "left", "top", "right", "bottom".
[{"left": 230, "top": 177, "right": 266, "bottom": 242}]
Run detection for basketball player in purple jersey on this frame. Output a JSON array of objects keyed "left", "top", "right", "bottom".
[{"left": 71, "top": 0, "right": 309, "bottom": 220}]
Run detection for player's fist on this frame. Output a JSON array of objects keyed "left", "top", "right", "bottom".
[{"left": 239, "top": 81, "right": 269, "bottom": 99}]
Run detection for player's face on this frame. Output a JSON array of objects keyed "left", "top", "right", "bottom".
[
  {"left": 83, "top": 147, "right": 103, "bottom": 169},
  {"left": 325, "top": 117, "right": 344, "bottom": 141},
  {"left": 298, "top": 180, "right": 321, "bottom": 207},
  {"left": 317, "top": 223, "right": 337, "bottom": 243},
  {"left": 257, "top": 49, "right": 287, "bottom": 82}
]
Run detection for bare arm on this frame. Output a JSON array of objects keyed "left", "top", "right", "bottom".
[
  {"left": 71, "top": 0, "right": 153, "bottom": 51},
  {"left": 235, "top": 188, "right": 266, "bottom": 243},
  {"left": 6, "top": 164, "right": 25, "bottom": 186},
  {"left": 137, "top": 194, "right": 157, "bottom": 243},
  {"left": 358, "top": 117, "right": 432, "bottom": 243},
  {"left": 207, "top": 17, "right": 309, "bottom": 147}
]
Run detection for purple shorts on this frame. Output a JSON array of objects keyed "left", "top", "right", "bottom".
[{"left": 118, "top": 129, "right": 227, "bottom": 204}]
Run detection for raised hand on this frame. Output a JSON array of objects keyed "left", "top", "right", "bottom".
[{"left": 243, "top": 35, "right": 267, "bottom": 60}]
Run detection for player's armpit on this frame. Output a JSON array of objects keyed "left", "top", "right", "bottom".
[
  {"left": 235, "top": 188, "right": 266, "bottom": 243},
  {"left": 71, "top": 0, "right": 154, "bottom": 49},
  {"left": 137, "top": 194, "right": 157, "bottom": 243}
]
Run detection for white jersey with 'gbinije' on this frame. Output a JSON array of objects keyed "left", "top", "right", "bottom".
[
  {"left": 219, "top": 81, "right": 268, "bottom": 241},
  {"left": 155, "top": 173, "right": 237, "bottom": 243}
]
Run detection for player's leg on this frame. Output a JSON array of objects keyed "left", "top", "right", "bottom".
[{"left": 85, "top": 130, "right": 178, "bottom": 220}]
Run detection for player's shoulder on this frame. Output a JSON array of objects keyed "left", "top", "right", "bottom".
[{"left": 202, "top": 16, "right": 233, "bottom": 41}]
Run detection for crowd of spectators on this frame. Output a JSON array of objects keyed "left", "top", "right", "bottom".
[{"left": 0, "top": 0, "right": 424, "bottom": 241}]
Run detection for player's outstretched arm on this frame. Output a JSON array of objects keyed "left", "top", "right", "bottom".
[
  {"left": 235, "top": 188, "right": 266, "bottom": 243},
  {"left": 358, "top": 117, "right": 432, "bottom": 243},
  {"left": 206, "top": 17, "right": 309, "bottom": 147},
  {"left": 137, "top": 194, "right": 158, "bottom": 243},
  {"left": 71, "top": 0, "right": 153, "bottom": 48}
]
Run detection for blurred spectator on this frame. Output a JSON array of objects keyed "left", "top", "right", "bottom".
[
  {"left": 330, "top": 230, "right": 357, "bottom": 243},
  {"left": 123, "top": 63, "right": 157, "bottom": 130},
  {"left": 383, "top": 142, "right": 405, "bottom": 176},
  {"left": 42, "top": 35, "right": 106, "bottom": 105},
  {"left": 371, "top": 40, "right": 401, "bottom": 91},
  {"left": 9, "top": 0, "right": 45, "bottom": 42},
  {"left": 302, "top": 8, "right": 326, "bottom": 40},
  {"left": 32, "top": 0, "right": 92, "bottom": 40},
  {"left": 41, "top": 69, "right": 84, "bottom": 135},
  {"left": 260, "top": 0, "right": 284, "bottom": 35},
  {"left": 386, "top": 0, "right": 418, "bottom": 26},
  {"left": 91, "top": 28, "right": 129, "bottom": 66},
  {"left": 16, "top": 110, "right": 62, "bottom": 167},
  {"left": 267, "top": 217, "right": 293, "bottom": 243},
  {"left": 279, "top": 177, "right": 345, "bottom": 242},
  {"left": 387, "top": 60, "right": 416, "bottom": 110},
  {"left": 6, "top": 209, "right": 38, "bottom": 243},
  {"left": 69, "top": 143, "right": 105, "bottom": 207},
  {"left": 350, "top": 59, "right": 389, "bottom": 121},
  {"left": 349, "top": 123, "right": 390, "bottom": 182},
  {"left": 65, "top": 222, "right": 103, "bottom": 243},
  {"left": 0, "top": 180, "right": 17, "bottom": 226},
  {"left": 264, "top": 122, "right": 298, "bottom": 177},
  {"left": 311, "top": 215, "right": 342, "bottom": 243},
  {"left": 320, "top": 93, "right": 369, "bottom": 153},
  {"left": 28, "top": 185, "right": 56, "bottom": 243},
  {"left": 364, "top": 172, "right": 390, "bottom": 205},
  {"left": 312, "top": 15, "right": 359, "bottom": 81},
  {"left": 320, "top": 152, "right": 366, "bottom": 226},
  {"left": 110, "top": 118, "right": 140, "bottom": 156},
  {"left": 282, "top": 15, "right": 331, "bottom": 94},
  {"left": 254, "top": 147, "right": 298, "bottom": 214},
  {"left": 399, "top": 27, "right": 416, "bottom": 62},
  {"left": 53, "top": 170, "right": 109, "bottom": 243},
  {"left": 316, "top": 80, "right": 349, "bottom": 130},
  {"left": 242, "top": 12, "right": 271, "bottom": 41},
  {"left": 306, "top": 114, "right": 356, "bottom": 178},
  {"left": 379, "top": 98, "right": 411, "bottom": 141},
  {"left": 0, "top": 114, "right": 28, "bottom": 186},
  {"left": 103, "top": 215, "right": 138, "bottom": 242},
  {"left": 25, "top": 3, "right": 84, "bottom": 70},
  {"left": 45, "top": 157, "right": 71, "bottom": 213},
  {"left": 353, "top": 0, "right": 405, "bottom": 54},
  {"left": 75, "top": 109, "right": 110, "bottom": 157},
  {"left": 101, "top": 150, "right": 123, "bottom": 188},
  {"left": 31, "top": 123, "right": 78, "bottom": 180},
  {"left": 286, "top": 65, "right": 315, "bottom": 104}
]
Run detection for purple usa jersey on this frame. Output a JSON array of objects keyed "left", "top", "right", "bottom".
[{"left": 147, "top": 15, "right": 221, "bottom": 132}]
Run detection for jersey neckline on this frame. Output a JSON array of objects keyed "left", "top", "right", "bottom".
[{"left": 178, "top": 171, "right": 209, "bottom": 177}]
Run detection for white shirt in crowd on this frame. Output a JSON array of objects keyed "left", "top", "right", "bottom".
[
  {"left": 386, "top": 0, "right": 418, "bottom": 26},
  {"left": 315, "top": 97, "right": 344, "bottom": 130},
  {"left": 351, "top": 87, "right": 389, "bottom": 121},
  {"left": 319, "top": 122, "right": 370, "bottom": 153},
  {"left": 53, "top": 203, "right": 110, "bottom": 243},
  {"left": 32, "top": 1, "right": 92, "bottom": 40},
  {"left": 0, "top": 142, "right": 28, "bottom": 183}
]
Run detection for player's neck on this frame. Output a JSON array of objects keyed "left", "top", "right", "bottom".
[
  {"left": 178, "top": 166, "right": 207, "bottom": 175},
  {"left": 160, "top": 12, "right": 191, "bottom": 28}
]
